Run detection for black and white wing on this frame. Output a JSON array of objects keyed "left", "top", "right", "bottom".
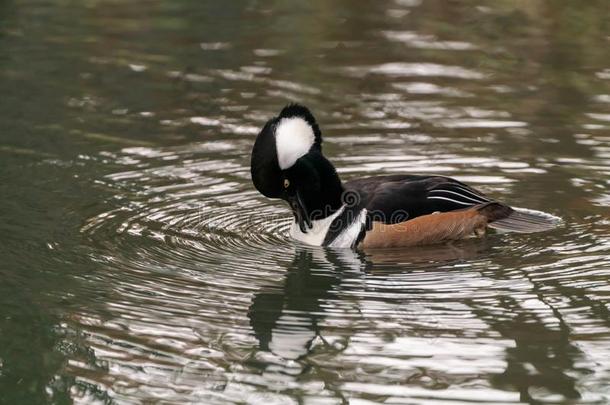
[
  {"left": 345, "top": 174, "right": 560, "bottom": 233},
  {"left": 345, "top": 175, "right": 494, "bottom": 225},
  {"left": 426, "top": 179, "right": 492, "bottom": 209}
]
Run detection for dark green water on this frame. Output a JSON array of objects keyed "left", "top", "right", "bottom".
[{"left": 1, "top": 1, "right": 610, "bottom": 403}]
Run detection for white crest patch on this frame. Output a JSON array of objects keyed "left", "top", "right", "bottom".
[{"left": 275, "top": 117, "right": 315, "bottom": 170}]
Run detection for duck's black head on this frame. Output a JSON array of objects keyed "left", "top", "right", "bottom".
[{"left": 251, "top": 104, "right": 344, "bottom": 232}]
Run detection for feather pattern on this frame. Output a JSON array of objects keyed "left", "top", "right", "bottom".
[
  {"left": 488, "top": 207, "right": 562, "bottom": 233},
  {"left": 344, "top": 175, "right": 494, "bottom": 225}
]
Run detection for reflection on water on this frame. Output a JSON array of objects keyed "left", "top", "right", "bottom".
[
  {"left": 1, "top": 0, "right": 610, "bottom": 403},
  {"left": 249, "top": 248, "right": 355, "bottom": 359}
]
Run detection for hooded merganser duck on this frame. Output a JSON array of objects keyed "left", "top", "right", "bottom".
[{"left": 250, "top": 104, "right": 560, "bottom": 249}]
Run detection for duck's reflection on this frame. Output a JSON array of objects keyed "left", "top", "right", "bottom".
[
  {"left": 364, "top": 238, "right": 492, "bottom": 267},
  {"left": 248, "top": 240, "right": 587, "bottom": 401},
  {"left": 248, "top": 246, "right": 365, "bottom": 359},
  {"left": 248, "top": 240, "right": 487, "bottom": 359}
]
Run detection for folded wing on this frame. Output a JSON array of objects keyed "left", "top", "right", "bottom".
[{"left": 345, "top": 175, "right": 560, "bottom": 233}]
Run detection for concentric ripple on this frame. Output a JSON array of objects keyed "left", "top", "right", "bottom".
[
  {"left": 3, "top": 0, "right": 610, "bottom": 403},
  {"left": 82, "top": 145, "right": 292, "bottom": 265},
  {"left": 69, "top": 134, "right": 610, "bottom": 403}
]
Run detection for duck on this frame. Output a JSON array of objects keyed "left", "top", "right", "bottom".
[{"left": 250, "top": 104, "right": 560, "bottom": 249}]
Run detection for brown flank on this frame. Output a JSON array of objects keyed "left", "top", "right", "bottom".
[{"left": 360, "top": 202, "right": 512, "bottom": 249}]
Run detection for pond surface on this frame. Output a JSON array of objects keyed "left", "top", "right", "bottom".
[{"left": 1, "top": 0, "right": 610, "bottom": 403}]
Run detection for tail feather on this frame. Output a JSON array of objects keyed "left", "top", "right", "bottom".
[{"left": 488, "top": 207, "right": 561, "bottom": 233}]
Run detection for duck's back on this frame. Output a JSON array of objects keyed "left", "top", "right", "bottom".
[
  {"left": 344, "top": 174, "right": 494, "bottom": 223},
  {"left": 343, "top": 175, "right": 558, "bottom": 249}
]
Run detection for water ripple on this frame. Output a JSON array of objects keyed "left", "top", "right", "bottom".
[{"left": 7, "top": 1, "right": 608, "bottom": 403}]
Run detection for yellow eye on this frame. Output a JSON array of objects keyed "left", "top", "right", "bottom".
[{"left": 284, "top": 179, "right": 290, "bottom": 188}]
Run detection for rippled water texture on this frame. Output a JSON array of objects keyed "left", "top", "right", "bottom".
[{"left": 1, "top": 1, "right": 610, "bottom": 403}]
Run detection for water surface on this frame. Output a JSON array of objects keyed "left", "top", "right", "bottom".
[{"left": 1, "top": 0, "right": 610, "bottom": 403}]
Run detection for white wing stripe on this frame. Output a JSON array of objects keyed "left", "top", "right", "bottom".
[
  {"left": 428, "top": 189, "right": 487, "bottom": 204},
  {"left": 450, "top": 185, "right": 491, "bottom": 201},
  {"left": 427, "top": 196, "right": 473, "bottom": 206}
]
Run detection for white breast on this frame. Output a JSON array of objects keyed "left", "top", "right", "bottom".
[
  {"left": 289, "top": 206, "right": 367, "bottom": 248},
  {"left": 290, "top": 206, "right": 344, "bottom": 246},
  {"left": 329, "top": 209, "right": 367, "bottom": 248}
]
